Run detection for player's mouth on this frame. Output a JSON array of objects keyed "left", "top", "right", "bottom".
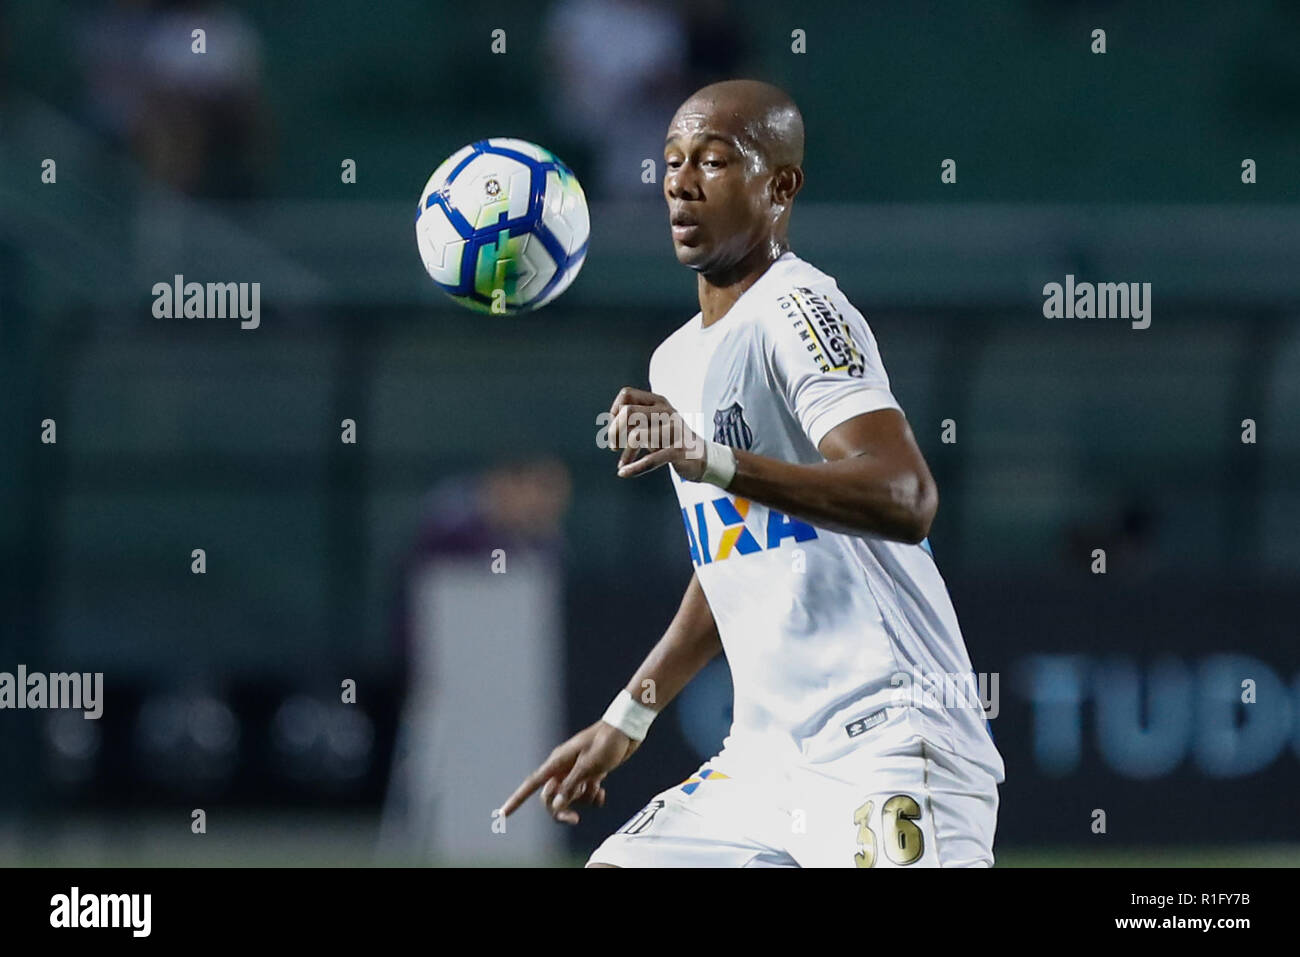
[{"left": 670, "top": 212, "right": 702, "bottom": 243}]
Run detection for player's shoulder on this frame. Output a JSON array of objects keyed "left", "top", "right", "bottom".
[
  {"left": 649, "top": 254, "right": 860, "bottom": 382},
  {"left": 651, "top": 310, "right": 702, "bottom": 361},
  {"left": 766, "top": 250, "right": 839, "bottom": 293},
  {"left": 648, "top": 310, "right": 703, "bottom": 386},
  {"left": 749, "top": 253, "right": 863, "bottom": 341}
]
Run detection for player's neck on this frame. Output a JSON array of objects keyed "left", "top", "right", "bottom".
[{"left": 697, "top": 242, "right": 789, "bottom": 328}]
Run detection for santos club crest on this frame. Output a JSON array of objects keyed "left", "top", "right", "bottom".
[{"left": 712, "top": 402, "right": 753, "bottom": 451}]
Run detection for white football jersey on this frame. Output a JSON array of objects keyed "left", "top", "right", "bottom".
[{"left": 649, "top": 251, "right": 1004, "bottom": 781}]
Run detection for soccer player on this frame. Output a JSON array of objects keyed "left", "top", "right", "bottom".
[{"left": 500, "top": 79, "right": 1004, "bottom": 867}]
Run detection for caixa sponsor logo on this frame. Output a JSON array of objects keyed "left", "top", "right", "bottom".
[
  {"left": 1019, "top": 654, "right": 1300, "bottom": 778},
  {"left": 681, "top": 496, "right": 817, "bottom": 566}
]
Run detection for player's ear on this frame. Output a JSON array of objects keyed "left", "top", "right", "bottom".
[{"left": 771, "top": 165, "right": 803, "bottom": 205}]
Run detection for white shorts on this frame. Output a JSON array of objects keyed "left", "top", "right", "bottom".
[{"left": 588, "top": 709, "right": 999, "bottom": 868}]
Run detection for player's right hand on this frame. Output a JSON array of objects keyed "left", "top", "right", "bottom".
[{"left": 498, "top": 720, "right": 641, "bottom": 825}]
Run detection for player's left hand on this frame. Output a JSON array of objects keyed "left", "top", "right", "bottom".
[{"left": 607, "top": 387, "right": 707, "bottom": 481}]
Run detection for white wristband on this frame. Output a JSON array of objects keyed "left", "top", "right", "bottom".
[
  {"left": 699, "top": 440, "right": 737, "bottom": 489},
  {"left": 601, "top": 689, "right": 657, "bottom": 741}
]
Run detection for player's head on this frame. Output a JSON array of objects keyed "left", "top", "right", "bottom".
[{"left": 663, "top": 79, "right": 805, "bottom": 278}]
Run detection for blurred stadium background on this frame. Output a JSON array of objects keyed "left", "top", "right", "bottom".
[{"left": 1, "top": 0, "right": 1298, "bottom": 866}]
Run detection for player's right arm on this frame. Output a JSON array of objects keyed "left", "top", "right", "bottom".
[{"left": 498, "top": 571, "right": 721, "bottom": 824}]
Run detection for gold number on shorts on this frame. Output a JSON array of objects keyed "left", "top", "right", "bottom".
[
  {"left": 852, "top": 799, "right": 876, "bottom": 868},
  {"left": 881, "top": 794, "right": 924, "bottom": 865},
  {"left": 853, "top": 794, "right": 924, "bottom": 867}
]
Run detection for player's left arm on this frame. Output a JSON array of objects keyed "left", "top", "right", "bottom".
[
  {"left": 609, "top": 387, "right": 936, "bottom": 544},
  {"left": 728, "top": 407, "right": 936, "bottom": 543}
]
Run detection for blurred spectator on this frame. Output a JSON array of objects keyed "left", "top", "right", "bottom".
[
  {"left": 379, "top": 457, "right": 572, "bottom": 862},
  {"left": 389, "top": 456, "right": 571, "bottom": 668},
  {"left": 542, "top": 0, "right": 692, "bottom": 200},
  {"left": 74, "top": 0, "right": 154, "bottom": 147},
  {"left": 542, "top": 0, "right": 749, "bottom": 201},
  {"left": 76, "top": 0, "right": 270, "bottom": 197}
]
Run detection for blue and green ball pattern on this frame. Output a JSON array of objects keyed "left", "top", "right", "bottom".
[{"left": 415, "top": 139, "right": 590, "bottom": 314}]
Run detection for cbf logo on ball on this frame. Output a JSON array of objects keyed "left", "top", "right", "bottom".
[{"left": 415, "top": 138, "right": 590, "bottom": 315}]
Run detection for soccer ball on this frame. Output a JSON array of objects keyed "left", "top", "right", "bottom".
[{"left": 415, "top": 138, "right": 590, "bottom": 314}]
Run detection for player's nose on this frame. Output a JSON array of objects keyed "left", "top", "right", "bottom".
[{"left": 665, "top": 165, "right": 702, "bottom": 201}]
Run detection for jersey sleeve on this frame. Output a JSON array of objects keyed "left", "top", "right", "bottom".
[
  {"left": 648, "top": 339, "right": 666, "bottom": 394},
  {"left": 764, "top": 285, "right": 901, "bottom": 450}
]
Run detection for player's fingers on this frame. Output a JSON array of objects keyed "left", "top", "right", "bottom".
[
  {"left": 610, "top": 404, "right": 659, "bottom": 454},
  {"left": 608, "top": 387, "right": 660, "bottom": 417},
  {"left": 550, "top": 784, "right": 586, "bottom": 817},
  {"left": 681, "top": 428, "right": 707, "bottom": 463},
  {"left": 610, "top": 404, "right": 646, "bottom": 451},
  {"left": 606, "top": 405, "right": 625, "bottom": 450},
  {"left": 617, "top": 447, "right": 675, "bottom": 478},
  {"left": 554, "top": 760, "right": 595, "bottom": 810},
  {"left": 619, "top": 426, "right": 650, "bottom": 467},
  {"left": 500, "top": 761, "right": 560, "bottom": 816},
  {"left": 552, "top": 771, "right": 585, "bottom": 809},
  {"left": 574, "top": 779, "right": 606, "bottom": 806}
]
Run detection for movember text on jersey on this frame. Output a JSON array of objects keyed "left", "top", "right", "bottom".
[
  {"left": 0, "top": 665, "right": 103, "bottom": 718},
  {"left": 1042, "top": 274, "right": 1151, "bottom": 329}
]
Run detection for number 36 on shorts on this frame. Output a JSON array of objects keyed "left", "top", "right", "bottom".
[{"left": 851, "top": 794, "right": 926, "bottom": 867}]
